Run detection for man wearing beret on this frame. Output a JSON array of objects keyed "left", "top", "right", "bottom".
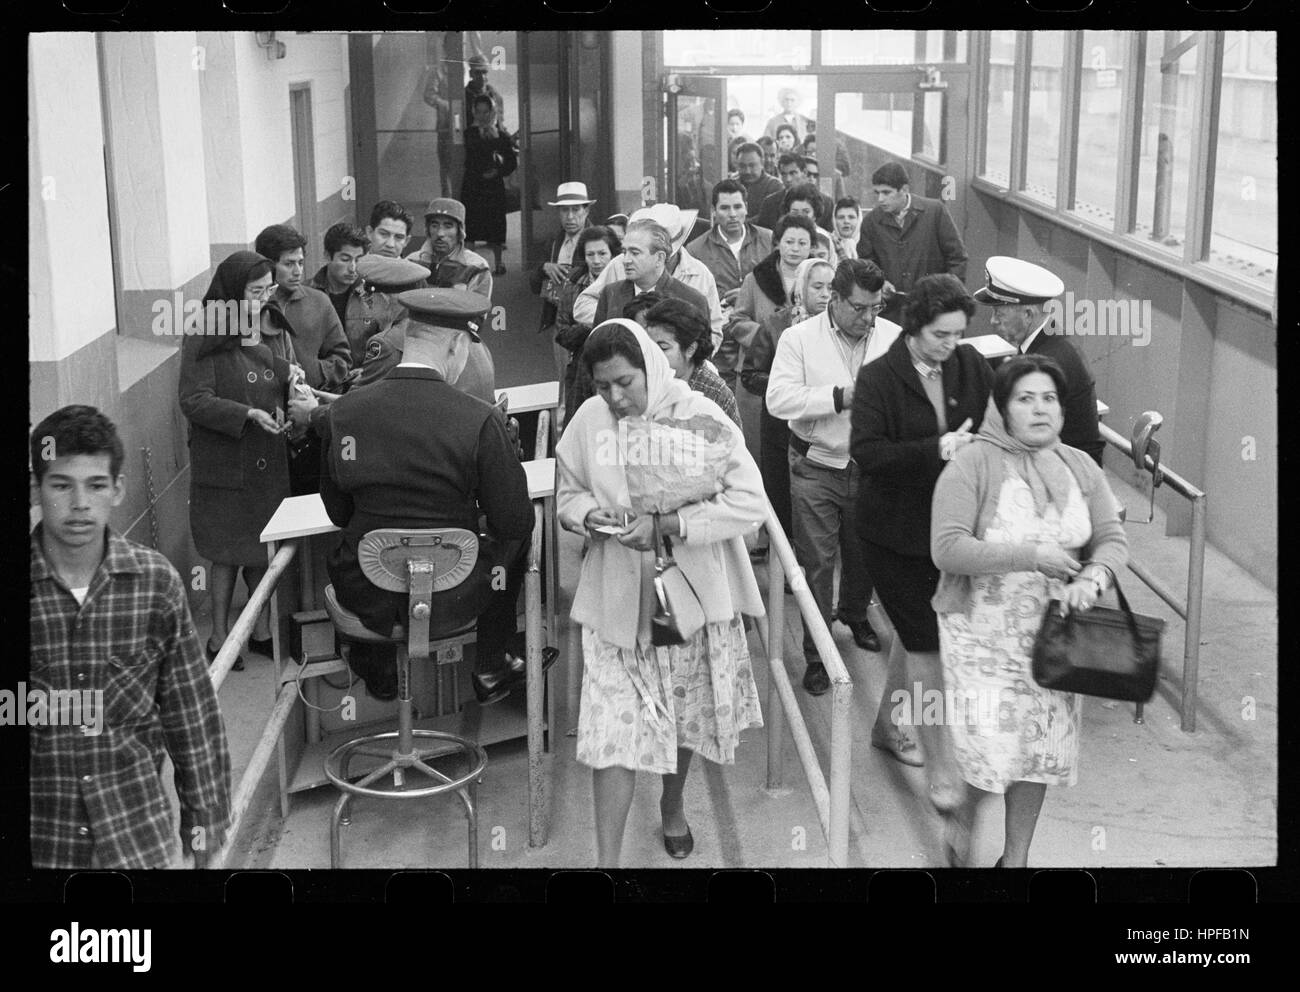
[
  {"left": 977, "top": 256, "right": 1104, "bottom": 466},
  {"left": 318, "top": 289, "right": 552, "bottom": 703},
  {"left": 409, "top": 198, "right": 494, "bottom": 301}
]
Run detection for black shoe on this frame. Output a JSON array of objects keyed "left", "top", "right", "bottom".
[
  {"left": 471, "top": 667, "right": 512, "bottom": 706},
  {"left": 208, "top": 639, "right": 243, "bottom": 672},
  {"left": 749, "top": 546, "right": 768, "bottom": 563},
  {"left": 663, "top": 826, "right": 694, "bottom": 859},
  {"left": 505, "top": 645, "right": 560, "bottom": 679},
  {"left": 845, "top": 619, "right": 881, "bottom": 653},
  {"left": 802, "top": 662, "right": 830, "bottom": 696},
  {"left": 248, "top": 636, "right": 274, "bottom": 657}
]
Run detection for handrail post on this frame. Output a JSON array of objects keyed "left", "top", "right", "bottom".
[
  {"left": 526, "top": 503, "right": 548, "bottom": 848},
  {"left": 1182, "top": 493, "right": 1207, "bottom": 732},
  {"left": 828, "top": 678, "right": 852, "bottom": 868},
  {"left": 765, "top": 544, "right": 786, "bottom": 793}
]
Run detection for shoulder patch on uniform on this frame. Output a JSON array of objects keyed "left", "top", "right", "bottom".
[{"left": 365, "top": 338, "right": 383, "bottom": 361}]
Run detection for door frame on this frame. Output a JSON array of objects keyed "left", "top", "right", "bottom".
[
  {"left": 664, "top": 74, "right": 727, "bottom": 213},
  {"left": 817, "top": 65, "right": 972, "bottom": 230}
]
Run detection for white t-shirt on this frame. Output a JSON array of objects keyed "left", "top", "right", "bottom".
[{"left": 70, "top": 586, "right": 89, "bottom": 605}]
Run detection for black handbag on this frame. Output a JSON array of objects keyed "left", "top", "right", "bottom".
[{"left": 1031, "top": 564, "right": 1165, "bottom": 702}]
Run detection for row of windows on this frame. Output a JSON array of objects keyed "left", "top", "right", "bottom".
[{"left": 979, "top": 30, "right": 1275, "bottom": 295}]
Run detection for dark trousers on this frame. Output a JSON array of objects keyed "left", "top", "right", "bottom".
[
  {"left": 759, "top": 402, "right": 793, "bottom": 539},
  {"left": 788, "top": 449, "right": 873, "bottom": 659},
  {"left": 336, "top": 534, "right": 530, "bottom": 677}
]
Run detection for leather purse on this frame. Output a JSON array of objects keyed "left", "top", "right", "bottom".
[
  {"left": 1031, "top": 564, "right": 1165, "bottom": 702},
  {"left": 650, "top": 514, "right": 706, "bottom": 647}
]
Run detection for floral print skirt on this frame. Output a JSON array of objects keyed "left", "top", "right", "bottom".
[{"left": 577, "top": 617, "right": 763, "bottom": 775}]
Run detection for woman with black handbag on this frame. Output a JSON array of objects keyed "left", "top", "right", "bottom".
[
  {"left": 556, "top": 318, "right": 766, "bottom": 867},
  {"left": 929, "top": 354, "right": 1129, "bottom": 867}
]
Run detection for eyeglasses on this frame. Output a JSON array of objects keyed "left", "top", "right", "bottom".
[{"left": 842, "top": 299, "right": 885, "bottom": 318}]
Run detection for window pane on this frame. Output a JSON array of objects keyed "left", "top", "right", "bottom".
[
  {"left": 923, "top": 31, "right": 968, "bottom": 64},
  {"left": 835, "top": 89, "right": 923, "bottom": 162},
  {"left": 1023, "top": 31, "right": 1064, "bottom": 206},
  {"left": 822, "top": 31, "right": 917, "bottom": 67},
  {"left": 981, "top": 30, "right": 1017, "bottom": 188},
  {"left": 1133, "top": 31, "right": 1199, "bottom": 252},
  {"left": 663, "top": 30, "right": 810, "bottom": 68},
  {"left": 1070, "top": 31, "right": 1126, "bottom": 226},
  {"left": 1210, "top": 31, "right": 1277, "bottom": 289}
]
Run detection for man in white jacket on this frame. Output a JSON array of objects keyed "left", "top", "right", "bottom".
[
  {"left": 573, "top": 203, "right": 724, "bottom": 352},
  {"left": 766, "top": 259, "right": 900, "bottom": 694}
]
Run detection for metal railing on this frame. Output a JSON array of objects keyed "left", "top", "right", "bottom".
[
  {"left": 752, "top": 507, "right": 854, "bottom": 867},
  {"left": 209, "top": 405, "right": 557, "bottom": 867},
  {"left": 1099, "top": 420, "right": 1207, "bottom": 732}
]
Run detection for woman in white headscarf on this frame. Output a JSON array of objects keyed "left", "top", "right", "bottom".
[
  {"left": 930, "top": 354, "right": 1128, "bottom": 867},
  {"left": 556, "top": 318, "right": 766, "bottom": 867}
]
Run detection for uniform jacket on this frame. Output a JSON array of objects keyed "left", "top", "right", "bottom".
[
  {"left": 320, "top": 365, "right": 531, "bottom": 635},
  {"left": 354, "top": 318, "right": 497, "bottom": 404},
  {"left": 856, "top": 194, "right": 968, "bottom": 296},
  {"left": 850, "top": 335, "right": 994, "bottom": 556},
  {"left": 309, "top": 266, "right": 389, "bottom": 366}
]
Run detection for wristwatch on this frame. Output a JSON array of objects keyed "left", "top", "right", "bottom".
[{"left": 1085, "top": 566, "right": 1107, "bottom": 597}]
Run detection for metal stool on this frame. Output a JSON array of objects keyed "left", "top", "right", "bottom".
[{"left": 322, "top": 528, "right": 488, "bottom": 868}]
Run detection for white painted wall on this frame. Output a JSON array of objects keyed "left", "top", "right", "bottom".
[
  {"left": 232, "top": 31, "right": 350, "bottom": 242},
  {"left": 100, "top": 32, "right": 211, "bottom": 291},
  {"left": 28, "top": 34, "right": 117, "bottom": 362}
]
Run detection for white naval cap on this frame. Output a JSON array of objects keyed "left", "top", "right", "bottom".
[{"left": 973, "top": 256, "right": 1065, "bottom": 306}]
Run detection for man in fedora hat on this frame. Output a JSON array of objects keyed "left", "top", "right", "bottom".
[
  {"left": 529, "top": 181, "right": 596, "bottom": 336},
  {"left": 410, "top": 197, "right": 494, "bottom": 301},
  {"left": 319, "top": 288, "right": 553, "bottom": 704},
  {"left": 976, "top": 256, "right": 1104, "bottom": 465},
  {"left": 764, "top": 87, "right": 813, "bottom": 145},
  {"left": 573, "top": 202, "right": 724, "bottom": 351}
]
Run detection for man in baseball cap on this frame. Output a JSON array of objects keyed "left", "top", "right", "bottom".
[
  {"left": 977, "top": 255, "right": 1103, "bottom": 465},
  {"left": 318, "top": 286, "right": 555, "bottom": 704},
  {"left": 411, "top": 197, "right": 495, "bottom": 300}
]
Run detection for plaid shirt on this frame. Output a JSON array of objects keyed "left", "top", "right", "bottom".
[
  {"left": 688, "top": 363, "right": 742, "bottom": 428},
  {"left": 29, "top": 526, "right": 231, "bottom": 868}
]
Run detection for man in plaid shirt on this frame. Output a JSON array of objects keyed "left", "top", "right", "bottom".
[{"left": 29, "top": 406, "right": 231, "bottom": 868}]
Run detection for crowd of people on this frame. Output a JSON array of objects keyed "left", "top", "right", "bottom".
[{"left": 30, "top": 108, "right": 1121, "bottom": 869}]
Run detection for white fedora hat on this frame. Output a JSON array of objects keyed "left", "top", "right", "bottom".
[
  {"left": 547, "top": 181, "right": 597, "bottom": 207},
  {"left": 630, "top": 203, "right": 700, "bottom": 256}
]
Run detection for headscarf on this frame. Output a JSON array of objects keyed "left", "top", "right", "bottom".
[
  {"left": 195, "top": 251, "right": 275, "bottom": 358},
  {"left": 592, "top": 317, "right": 695, "bottom": 422},
  {"left": 974, "top": 395, "right": 1076, "bottom": 517},
  {"left": 790, "top": 257, "right": 835, "bottom": 323}
]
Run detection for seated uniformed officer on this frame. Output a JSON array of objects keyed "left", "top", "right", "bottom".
[
  {"left": 975, "top": 256, "right": 1104, "bottom": 466},
  {"left": 319, "top": 289, "right": 553, "bottom": 703}
]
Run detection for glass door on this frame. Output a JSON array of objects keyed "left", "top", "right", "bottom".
[
  {"left": 665, "top": 74, "right": 727, "bottom": 214},
  {"left": 817, "top": 65, "right": 970, "bottom": 220}
]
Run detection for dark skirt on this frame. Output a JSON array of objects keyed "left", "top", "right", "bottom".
[
  {"left": 857, "top": 538, "right": 941, "bottom": 652},
  {"left": 190, "top": 457, "right": 289, "bottom": 568},
  {"left": 460, "top": 176, "right": 508, "bottom": 245}
]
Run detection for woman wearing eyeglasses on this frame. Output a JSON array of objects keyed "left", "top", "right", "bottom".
[{"left": 849, "top": 274, "right": 994, "bottom": 836}]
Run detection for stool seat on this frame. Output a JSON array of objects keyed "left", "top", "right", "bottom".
[{"left": 324, "top": 584, "right": 475, "bottom": 644}]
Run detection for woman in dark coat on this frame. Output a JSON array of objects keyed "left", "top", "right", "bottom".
[
  {"left": 460, "top": 93, "right": 517, "bottom": 275},
  {"left": 850, "top": 273, "right": 994, "bottom": 835},
  {"left": 179, "top": 251, "right": 299, "bottom": 670}
]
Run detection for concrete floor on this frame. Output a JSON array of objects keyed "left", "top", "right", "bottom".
[{"left": 205, "top": 254, "right": 1276, "bottom": 870}]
